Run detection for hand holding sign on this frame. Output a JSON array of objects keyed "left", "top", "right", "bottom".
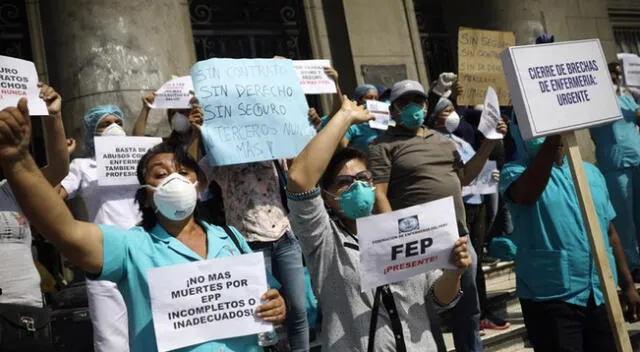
[
  {"left": 255, "top": 289, "right": 286, "bottom": 323},
  {"left": 142, "top": 91, "right": 155, "bottom": 108},
  {"left": 450, "top": 237, "right": 472, "bottom": 275},
  {"left": 478, "top": 87, "right": 504, "bottom": 140}
]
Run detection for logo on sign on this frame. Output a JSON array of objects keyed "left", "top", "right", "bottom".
[{"left": 398, "top": 215, "right": 419, "bottom": 233}]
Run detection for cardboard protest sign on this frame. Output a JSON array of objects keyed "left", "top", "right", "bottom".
[
  {"left": 191, "top": 58, "right": 315, "bottom": 166},
  {"left": 366, "top": 100, "right": 391, "bottom": 130},
  {"left": 457, "top": 27, "right": 515, "bottom": 106},
  {"left": 94, "top": 136, "right": 162, "bottom": 186},
  {"left": 357, "top": 197, "right": 458, "bottom": 291},
  {"left": 293, "top": 60, "right": 337, "bottom": 95},
  {"left": 148, "top": 252, "right": 271, "bottom": 352},
  {"left": 501, "top": 39, "right": 621, "bottom": 140},
  {"left": 0, "top": 55, "right": 48, "bottom": 116},
  {"left": 620, "top": 54, "right": 640, "bottom": 87},
  {"left": 149, "top": 76, "right": 194, "bottom": 109},
  {"left": 462, "top": 161, "right": 498, "bottom": 197},
  {"left": 478, "top": 87, "right": 503, "bottom": 139}
]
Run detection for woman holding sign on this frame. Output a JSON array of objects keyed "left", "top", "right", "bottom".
[
  {"left": 0, "top": 99, "right": 286, "bottom": 352},
  {"left": 286, "top": 96, "right": 472, "bottom": 351}
]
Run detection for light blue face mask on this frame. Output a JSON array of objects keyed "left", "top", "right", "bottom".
[
  {"left": 328, "top": 181, "right": 376, "bottom": 220},
  {"left": 399, "top": 103, "right": 425, "bottom": 130}
]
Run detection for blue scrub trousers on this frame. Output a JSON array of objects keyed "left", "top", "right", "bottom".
[{"left": 603, "top": 167, "right": 640, "bottom": 270}]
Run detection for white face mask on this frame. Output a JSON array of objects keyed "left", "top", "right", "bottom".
[
  {"left": 146, "top": 173, "right": 198, "bottom": 221},
  {"left": 101, "top": 123, "right": 127, "bottom": 137},
  {"left": 444, "top": 111, "right": 461, "bottom": 133},
  {"left": 171, "top": 112, "right": 191, "bottom": 134}
]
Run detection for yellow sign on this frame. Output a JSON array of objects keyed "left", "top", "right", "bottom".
[{"left": 457, "top": 27, "right": 515, "bottom": 106}]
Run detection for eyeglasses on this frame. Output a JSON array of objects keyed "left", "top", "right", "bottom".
[{"left": 332, "top": 170, "right": 374, "bottom": 190}]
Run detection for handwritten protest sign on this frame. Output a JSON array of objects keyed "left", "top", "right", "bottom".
[
  {"left": 458, "top": 27, "right": 515, "bottom": 106},
  {"left": 149, "top": 76, "right": 194, "bottom": 109},
  {"left": 94, "top": 136, "right": 162, "bottom": 186},
  {"left": 148, "top": 252, "right": 271, "bottom": 352},
  {"left": 501, "top": 39, "right": 621, "bottom": 140},
  {"left": 621, "top": 54, "right": 640, "bottom": 87},
  {"left": 358, "top": 197, "right": 458, "bottom": 291},
  {"left": 462, "top": 161, "right": 498, "bottom": 197},
  {"left": 478, "top": 87, "right": 503, "bottom": 139},
  {"left": 0, "top": 55, "right": 48, "bottom": 115},
  {"left": 366, "top": 100, "right": 391, "bottom": 130},
  {"left": 191, "top": 58, "right": 315, "bottom": 166},
  {"left": 293, "top": 60, "right": 337, "bottom": 95}
]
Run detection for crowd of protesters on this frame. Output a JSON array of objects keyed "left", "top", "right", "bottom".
[{"left": 1, "top": 33, "right": 640, "bottom": 352}]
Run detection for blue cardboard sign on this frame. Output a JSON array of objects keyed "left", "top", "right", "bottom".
[{"left": 190, "top": 58, "right": 315, "bottom": 166}]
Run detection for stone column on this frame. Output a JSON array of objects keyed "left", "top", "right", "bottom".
[
  {"left": 440, "top": 0, "right": 616, "bottom": 163},
  {"left": 40, "top": 0, "right": 196, "bottom": 153}
]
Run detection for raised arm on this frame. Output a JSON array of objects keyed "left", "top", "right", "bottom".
[
  {"left": 186, "top": 101, "right": 204, "bottom": 161},
  {"left": 458, "top": 120, "right": 507, "bottom": 186},
  {"left": 288, "top": 96, "right": 371, "bottom": 193},
  {"left": 325, "top": 67, "right": 343, "bottom": 118},
  {"left": 506, "top": 135, "right": 562, "bottom": 205},
  {"left": 0, "top": 99, "right": 103, "bottom": 274},
  {"left": 133, "top": 92, "right": 155, "bottom": 136},
  {"left": 37, "top": 83, "right": 69, "bottom": 185}
]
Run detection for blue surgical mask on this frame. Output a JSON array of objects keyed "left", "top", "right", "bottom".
[
  {"left": 328, "top": 181, "right": 375, "bottom": 220},
  {"left": 524, "top": 137, "right": 546, "bottom": 159},
  {"left": 399, "top": 103, "right": 425, "bottom": 130}
]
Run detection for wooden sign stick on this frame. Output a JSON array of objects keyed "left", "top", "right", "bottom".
[{"left": 564, "top": 131, "right": 632, "bottom": 352}]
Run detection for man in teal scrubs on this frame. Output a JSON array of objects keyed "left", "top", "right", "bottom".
[
  {"left": 589, "top": 63, "right": 640, "bottom": 279},
  {"left": 500, "top": 132, "right": 640, "bottom": 351}
]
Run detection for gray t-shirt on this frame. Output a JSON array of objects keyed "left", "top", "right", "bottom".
[
  {"left": 288, "top": 194, "right": 456, "bottom": 351},
  {"left": 0, "top": 180, "right": 42, "bottom": 307}
]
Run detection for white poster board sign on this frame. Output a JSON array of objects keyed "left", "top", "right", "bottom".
[
  {"left": 462, "top": 161, "right": 498, "bottom": 197},
  {"left": 357, "top": 197, "right": 459, "bottom": 291},
  {"left": 293, "top": 60, "right": 337, "bottom": 95},
  {"left": 94, "top": 136, "right": 162, "bottom": 186},
  {"left": 148, "top": 252, "right": 271, "bottom": 352},
  {"left": 0, "top": 55, "right": 48, "bottom": 116},
  {"left": 366, "top": 100, "right": 391, "bottom": 130},
  {"left": 621, "top": 54, "right": 640, "bottom": 87},
  {"left": 500, "top": 39, "right": 621, "bottom": 140},
  {"left": 149, "top": 76, "right": 194, "bottom": 109},
  {"left": 478, "top": 87, "right": 503, "bottom": 140}
]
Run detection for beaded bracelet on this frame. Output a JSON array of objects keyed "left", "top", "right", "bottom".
[{"left": 286, "top": 187, "right": 321, "bottom": 201}]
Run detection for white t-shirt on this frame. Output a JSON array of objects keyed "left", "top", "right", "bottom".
[
  {"left": 61, "top": 158, "right": 141, "bottom": 228},
  {"left": 0, "top": 180, "right": 43, "bottom": 307}
]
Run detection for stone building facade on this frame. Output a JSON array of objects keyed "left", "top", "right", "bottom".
[{"left": 2, "top": 0, "right": 640, "bottom": 160}]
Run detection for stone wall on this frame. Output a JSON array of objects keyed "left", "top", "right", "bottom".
[{"left": 40, "top": 0, "right": 196, "bottom": 155}]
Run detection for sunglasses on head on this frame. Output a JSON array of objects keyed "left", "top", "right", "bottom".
[{"left": 332, "top": 170, "right": 373, "bottom": 190}]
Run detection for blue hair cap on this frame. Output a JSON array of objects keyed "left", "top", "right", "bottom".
[{"left": 83, "top": 105, "right": 124, "bottom": 153}]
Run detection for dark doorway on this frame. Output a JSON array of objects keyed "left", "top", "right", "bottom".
[
  {"left": 0, "top": 1, "right": 33, "bottom": 60},
  {"left": 413, "top": 0, "right": 454, "bottom": 84}
]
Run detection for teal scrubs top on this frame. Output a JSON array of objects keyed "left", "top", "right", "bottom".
[
  {"left": 319, "top": 115, "right": 383, "bottom": 152},
  {"left": 344, "top": 123, "right": 383, "bottom": 152},
  {"left": 500, "top": 158, "right": 618, "bottom": 306},
  {"left": 94, "top": 222, "right": 279, "bottom": 352},
  {"left": 590, "top": 95, "right": 640, "bottom": 172}
]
